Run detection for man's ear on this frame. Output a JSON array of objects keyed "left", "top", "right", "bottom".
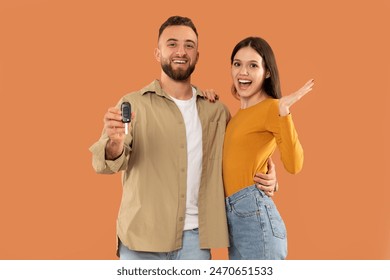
[
  {"left": 154, "top": 48, "right": 161, "bottom": 62},
  {"left": 196, "top": 51, "right": 199, "bottom": 64},
  {"left": 265, "top": 71, "right": 271, "bottom": 78}
]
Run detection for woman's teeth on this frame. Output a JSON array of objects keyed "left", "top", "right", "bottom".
[{"left": 239, "top": 79, "right": 251, "bottom": 85}]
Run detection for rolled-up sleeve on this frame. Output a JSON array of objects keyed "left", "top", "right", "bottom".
[{"left": 89, "top": 134, "right": 131, "bottom": 174}]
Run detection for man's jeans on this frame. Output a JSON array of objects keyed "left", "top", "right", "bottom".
[
  {"left": 119, "top": 228, "right": 211, "bottom": 260},
  {"left": 225, "top": 185, "right": 287, "bottom": 260}
]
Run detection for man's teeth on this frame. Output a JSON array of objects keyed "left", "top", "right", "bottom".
[
  {"left": 239, "top": 79, "right": 251, "bottom": 84},
  {"left": 173, "top": 60, "right": 187, "bottom": 64}
]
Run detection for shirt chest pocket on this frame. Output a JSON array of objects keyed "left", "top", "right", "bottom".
[{"left": 207, "top": 121, "right": 225, "bottom": 160}]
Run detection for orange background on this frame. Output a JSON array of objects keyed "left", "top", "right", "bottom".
[{"left": 0, "top": 0, "right": 389, "bottom": 260}]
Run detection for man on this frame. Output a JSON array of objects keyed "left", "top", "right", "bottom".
[{"left": 89, "top": 16, "right": 277, "bottom": 260}]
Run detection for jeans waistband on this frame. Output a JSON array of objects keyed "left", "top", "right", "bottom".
[{"left": 225, "top": 184, "right": 264, "bottom": 211}]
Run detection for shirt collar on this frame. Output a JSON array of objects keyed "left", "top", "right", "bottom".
[{"left": 140, "top": 80, "right": 205, "bottom": 99}]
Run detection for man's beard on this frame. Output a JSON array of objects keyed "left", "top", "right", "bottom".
[{"left": 161, "top": 60, "right": 196, "bottom": 81}]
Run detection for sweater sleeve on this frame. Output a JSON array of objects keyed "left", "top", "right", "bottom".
[{"left": 266, "top": 100, "right": 304, "bottom": 174}]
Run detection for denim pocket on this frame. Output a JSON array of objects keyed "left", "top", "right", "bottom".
[
  {"left": 231, "top": 193, "right": 258, "bottom": 218},
  {"left": 263, "top": 200, "right": 287, "bottom": 239}
]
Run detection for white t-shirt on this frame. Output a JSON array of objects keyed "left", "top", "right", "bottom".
[{"left": 169, "top": 88, "right": 202, "bottom": 230}]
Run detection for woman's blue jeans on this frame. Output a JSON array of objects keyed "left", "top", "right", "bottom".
[{"left": 225, "top": 185, "right": 287, "bottom": 260}]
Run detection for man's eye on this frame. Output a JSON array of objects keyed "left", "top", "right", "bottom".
[
  {"left": 233, "top": 62, "right": 240, "bottom": 67},
  {"left": 250, "top": 64, "right": 258, "bottom": 68}
]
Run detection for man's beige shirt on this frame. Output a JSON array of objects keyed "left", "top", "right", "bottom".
[{"left": 89, "top": 80, "right": 230, "bottom": 252}]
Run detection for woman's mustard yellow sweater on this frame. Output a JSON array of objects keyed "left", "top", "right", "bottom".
[{"left": 223, "top": 98, "right": 303, "bottom": 197}]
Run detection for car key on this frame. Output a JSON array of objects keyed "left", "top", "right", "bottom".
[{"left": 121, "top": 102, "right": 131, "bottom": 135}]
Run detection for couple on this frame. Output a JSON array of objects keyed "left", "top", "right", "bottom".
[{"left": 89, "top": 15, "right": 314, "bottom": 260}]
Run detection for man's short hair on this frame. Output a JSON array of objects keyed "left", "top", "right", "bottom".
[{"left": 158, "top": 16, "right": 198, "bottom": 39}]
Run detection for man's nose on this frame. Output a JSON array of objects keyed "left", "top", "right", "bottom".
[{"left": 176, "top": 45, "right": 186, "bottom": 56}]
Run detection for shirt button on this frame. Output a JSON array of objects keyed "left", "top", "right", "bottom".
[
  {"left": 181, "top": 168, "right": 185, "bottom": 172},
  {"left": 181, "top": 194, "right": 185, "bottom": 198},
  {"left": 179, "top": 217, "right": 184, "bottom": 221}
]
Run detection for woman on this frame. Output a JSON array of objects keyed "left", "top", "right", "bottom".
[{"left": 211, "top": 37, "right": 314, "bottom": 259}]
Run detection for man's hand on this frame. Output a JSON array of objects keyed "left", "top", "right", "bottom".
[
  {"left": 254, "top": 158, "right": 278, "bottom": 197},
  {"left": 104, "top": 107, "right": 126, "bottom": 160}
]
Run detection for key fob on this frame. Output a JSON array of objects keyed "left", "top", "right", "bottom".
[{"left": 121, "top": 102, "right": 131, "bottom": 123}]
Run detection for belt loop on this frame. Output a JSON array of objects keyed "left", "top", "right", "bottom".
[
  {"left": 256, "top": 185, "right": 264, "bottom": 198},
  {"left": 225, "top": 197, "right": 232, "bottom": 212}
]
